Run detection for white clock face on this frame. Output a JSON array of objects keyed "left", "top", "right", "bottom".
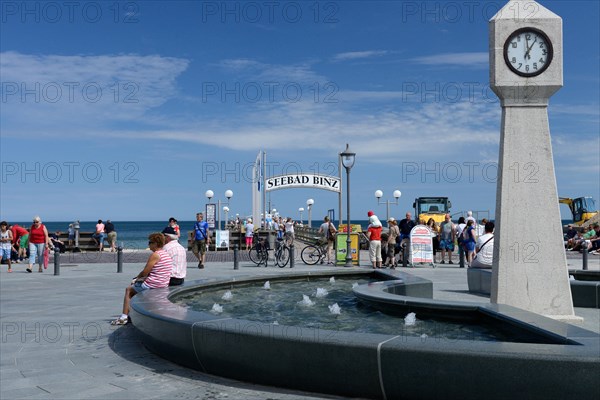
[{"left": 504, "top": 28, "right": 553, "bottom": 77}]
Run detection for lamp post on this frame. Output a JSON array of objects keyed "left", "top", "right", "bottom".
[
  {"left": 374, "top": 189, "right": 401, "bottom": 222},
  {"left": 298, "top": 207, "right": 304, "bottom": 225},
  {"left": 341, "top": 143, "right": 356, "bottom": 267},
  {"left": 306, "top": 198, "right": 314, "bottom": 227},
  {"left": 205, "top": 189, "right": 233, "bottom": 230},
  {"left": 223, "top": 206, "right": 230, "bottom": 228}
]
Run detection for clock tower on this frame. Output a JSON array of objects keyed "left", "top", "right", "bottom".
[{"left": 489, "top": 0, "right": 578, "bottom": 320}]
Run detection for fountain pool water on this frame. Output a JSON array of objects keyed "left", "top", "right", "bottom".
[{"left": 174, "top": 277, "right": 536, "bottom": 342}]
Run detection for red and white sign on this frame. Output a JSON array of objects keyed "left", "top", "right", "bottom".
[{"left": 409, "top": 225, "right": 434, "bottom": 265}]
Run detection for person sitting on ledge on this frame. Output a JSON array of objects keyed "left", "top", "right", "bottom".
[
  {"left": 111, "top": 233, "right": 173, "bottom": 325},
  {"left": 470, "top": 222, "right": 494, "bottom": 269}
]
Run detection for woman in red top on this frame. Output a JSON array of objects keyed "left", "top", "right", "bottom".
[
  {"left": 367, "top": 214, "right": 383, "bottom": 269},
  {"left": 28, "top": 216, "right": 51, "bottom": 273}
]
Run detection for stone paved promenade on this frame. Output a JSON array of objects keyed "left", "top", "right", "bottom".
[{"left": 1, "top": 251, "right": 598, "bottom": 399}]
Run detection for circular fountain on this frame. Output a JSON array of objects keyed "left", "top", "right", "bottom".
[{"left": 130, "top": 269, "right": 600, "bottom": 399}]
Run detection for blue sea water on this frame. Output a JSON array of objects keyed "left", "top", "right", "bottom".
[{"left": 10, "top": 219, "right": 574, "bottom": 250}]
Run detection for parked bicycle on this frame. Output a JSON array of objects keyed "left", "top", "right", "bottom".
[
  {"left": 248, "top": 237, "right": 269, "bottom": 267},
  {"left": 249, "top": 237, "right": 290, "bottom": 268},
  {"left": 300, "top": 240, "right": 328, "bottom": 265}
]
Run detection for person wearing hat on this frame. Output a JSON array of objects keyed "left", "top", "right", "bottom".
[
  {"left": 162, "top": 226, "right": 187, "bottom": 286},
  {"left": 366, "top": 213, "right": 383, "bottom": 269}
]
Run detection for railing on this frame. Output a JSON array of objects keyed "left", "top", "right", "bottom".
[{"left": 294, "top": 226, "right": 322, "bottom": 244}]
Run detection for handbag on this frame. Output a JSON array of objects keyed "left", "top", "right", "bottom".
[{"left": 327, "top": 223, "right": 336, "bottom": 241}]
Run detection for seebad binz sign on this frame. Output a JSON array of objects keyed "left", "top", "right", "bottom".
[{"left": 266, "top": 174, "right": 341, "bottom": 193}]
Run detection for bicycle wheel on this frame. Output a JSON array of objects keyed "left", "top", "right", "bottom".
[
  {"left": 301, "top": 245, "right": 321, "bottom": 265},
  {"left": 249, "top": 245, "right": 266, "bottom": 265},
  {"left": 276, "top": 246, "right": 290, "bottom": 268}
]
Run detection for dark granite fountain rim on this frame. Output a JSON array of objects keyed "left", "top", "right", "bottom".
[
  {"left": 131, "top": 269, "right": 599, "bottom": 348},
  {"left": 352, "top": 278, "right": 599, "bottom": 345},
  {"left": 569, "top": 269, "right": 600, "bottom": 281},
  {"left": 129, "top": 269, "right": 600, "bottom": 399}
]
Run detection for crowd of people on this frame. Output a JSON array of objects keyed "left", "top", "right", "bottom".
[
  {"left": 565, "top": 223, "right": 600, "bottom": 254},
  {"left": 359, "top": 210, "right": 495, "bottom": 269}
]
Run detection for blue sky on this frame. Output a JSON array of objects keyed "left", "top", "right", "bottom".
[{"left": 1, "top": 0, "right": 598, "bottom": 223}]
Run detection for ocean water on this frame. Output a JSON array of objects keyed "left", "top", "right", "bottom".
[{"left": 9, "top": 219, "right": 574, "bottom": 250}]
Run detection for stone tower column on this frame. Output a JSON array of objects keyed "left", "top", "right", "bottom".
[{"left": 489, "top": 0, "right": 578, "bottom": 320}]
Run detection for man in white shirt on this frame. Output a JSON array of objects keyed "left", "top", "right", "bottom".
[
  {"left": 470, "top": 222, "right": 494, "bottom": 269},
  {"left": 162, "top": 226, "right": 187, "bottom": 285}
]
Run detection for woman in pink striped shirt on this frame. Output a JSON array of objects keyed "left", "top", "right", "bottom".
[{"left": 111, "top": 233, "right": 173, "bottom": 325}]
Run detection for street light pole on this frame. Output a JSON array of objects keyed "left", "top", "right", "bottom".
[
  {"left": 341, "top": 144, "right": 356, "bottom": 267},
  {"left": 206, "top": 189, "right": 233, "bottom": 231},
  {"left": 299, "top": 207, "right": 304, "bottom": 224},
  {"left": 306, "top": 198, "right": 314, "bottom": 228},
  {"left": 375, "top": 190, "right": 402, "bottom": 221},
  {"left": 223, "top": 206, "right": 229, "bottom": 228}
]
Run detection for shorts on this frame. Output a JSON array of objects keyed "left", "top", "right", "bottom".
[
  {"left": 169, "top": 277, "right": 184, "bottom": 286},
  {"left": 20, "top": 234, "right": 29, "bottom": 248},
  {"left": 192, "top": 239, "right": 207, "bottom": 256},
  {"left": 464, "top": 241, "right": 476, "bottom": 252},
  {"left": 107, "top": 231, "right": 117, "bottom": 245},
  {"left": 387, "top": 243, "right": 396, "bottom": 258},
  {"left": 132, "top": 281, "right": 150, "bottom": 293},
  {"left": 0, "top": 248, "right": 11, "bottom": 260},
  {"left": 439, "top": 239, "right": 455, "bottom": 251}
]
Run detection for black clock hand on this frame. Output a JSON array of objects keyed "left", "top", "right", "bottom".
[{"left": 525, "top": 37, "right": 538, "bottom": 60}]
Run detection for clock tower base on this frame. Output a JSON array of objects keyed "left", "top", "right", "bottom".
[{"left": 490, "top": 104, "right": 577, "bottom": 320}]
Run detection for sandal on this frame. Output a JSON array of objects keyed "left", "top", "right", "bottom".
[
  {"left": 111, "top": 316, "right": 129, "bottom": 326},
  {"left": 26, "top": 268, "right": 32, "bottom": 273}
]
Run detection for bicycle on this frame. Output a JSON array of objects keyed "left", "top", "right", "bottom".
[
  {"left": 249, "top": 238, "right": 269, "bottom": 267},
  {"left": 300, "top": 240, "right": 329, "bottom": 265},
  {"left": 249, "top": 237, "right": 290, "bottom": 268},
  {"left": 273, "top": 238, "right": 290, "bottom": 268}
]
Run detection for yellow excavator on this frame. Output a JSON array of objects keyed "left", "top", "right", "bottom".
[{"left": 559, "top": 197, "right": 598, "bottom": 226}]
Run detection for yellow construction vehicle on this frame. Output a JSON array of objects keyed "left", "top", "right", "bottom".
[
  {"left": 559, "top": 197, "right": 598, "bottom": 226},
  {"left": 413, "top": 197, "right": 451, "bottom": 225}
]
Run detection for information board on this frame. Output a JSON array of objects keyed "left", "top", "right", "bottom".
[
  {"left": 215, "top": 230, "right": 229, "bottom": 249},
  {"left": 336, "top": 233, "right": 360, "bottom": 265},
  {"left": 205, "top": 203, "right": 216, "bottom": 229}
]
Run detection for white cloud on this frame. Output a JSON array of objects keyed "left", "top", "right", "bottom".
[
  {"left": 1, "top": 51, "right": 189, "bottom": 135},
  {"left": 410, "top": 52, "right": 488, "bottom": 67},
  {"left": 331, "top": 50, "right": 389, "bottom": 62}
]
